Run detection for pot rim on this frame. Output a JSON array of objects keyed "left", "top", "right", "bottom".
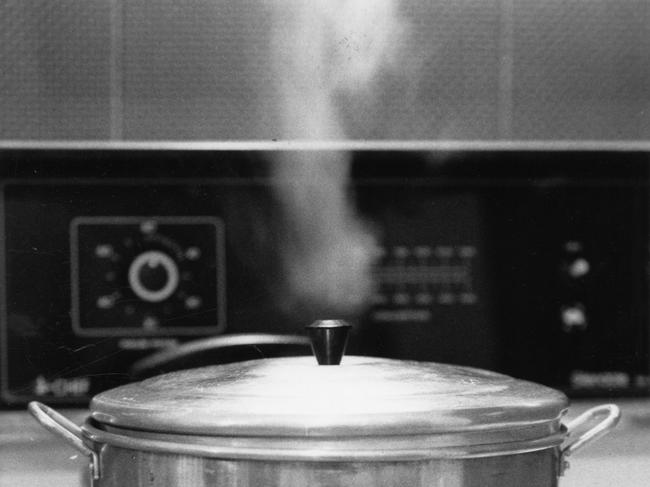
[{"left": 81, "top": 418, "right": 568, "bottom": 462}]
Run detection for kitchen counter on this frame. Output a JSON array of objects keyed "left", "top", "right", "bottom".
[
  {"left": 1, "top": 400, "right": 648, "bottom": 486},
  {"left": 561, "top": 400, "right": 650, "bottom": 487},
  {"left": 0, "top": 408, "right": 87, "bottom": 487}
]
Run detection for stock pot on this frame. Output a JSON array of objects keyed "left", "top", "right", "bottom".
[{"left": 30, "top": 321, "right": 619, "bottom": 487}]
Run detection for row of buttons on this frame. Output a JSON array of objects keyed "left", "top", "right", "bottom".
[
  {"left": 383, "top": 245, "right": 478, "bottom": 260},
  {"left": 372, "top": 291, "right": 478, "bottom": 306}
]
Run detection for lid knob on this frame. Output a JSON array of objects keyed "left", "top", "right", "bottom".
[{"left": 305, "top": 320, "right": 352, "bottom": 365}]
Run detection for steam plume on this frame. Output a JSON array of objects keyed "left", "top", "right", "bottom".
[{"left": 268, "top": 1, "right": 407, "bottom": 315}]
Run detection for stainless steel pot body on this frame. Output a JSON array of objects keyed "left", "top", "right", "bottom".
[
  {"left": 96, "top": 447, "right": 559, "bottom": 487},
  {"left": 29, "top": 402, "right": 621, "bottom": 487}
]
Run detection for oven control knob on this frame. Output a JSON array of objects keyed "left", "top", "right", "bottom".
[
  {"left": 128, "top": 250, "right": 180, "bottom": 303},
  {"left": 561, "top": 304, "right": 588, "bottom": 332}
]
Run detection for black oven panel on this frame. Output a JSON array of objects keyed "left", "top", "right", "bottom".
[
  {"left": 0, "top": 149, "right": 648, "bottom": 406},
  {"left": 0, "top": 171, "right": 317, "bottom": 405},
  {"left": 1, "top": 181, "right": 243, "bottom": 404}
]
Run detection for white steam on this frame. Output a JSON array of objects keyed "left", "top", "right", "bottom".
[{"left": 267, "top": 1, "right": 408, "bottom": 314}]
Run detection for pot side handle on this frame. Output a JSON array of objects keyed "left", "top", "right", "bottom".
[
  {"left": 561, "top": 404, "right": 621, "bottom": 457},
  {"left": 28, "top": 401, "right": 101, "bottom": 480}
]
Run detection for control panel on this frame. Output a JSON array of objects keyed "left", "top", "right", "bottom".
[
  {"left": 71, "top": 216, "right": 225, "bottom": 336},
  {"left": 0, "top": 174, "right": 248, "bottom": 405},
  {"left": 0, "top": 148, "right": 648, "bottom": 404}
]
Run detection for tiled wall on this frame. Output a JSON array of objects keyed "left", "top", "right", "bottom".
[{"left": 1, "top": 0, "right": 649, "bottom": 141}]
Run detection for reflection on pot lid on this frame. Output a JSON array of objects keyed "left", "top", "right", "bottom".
[{"left": 90, "top": 355, "right": 569, "bottom": 439}]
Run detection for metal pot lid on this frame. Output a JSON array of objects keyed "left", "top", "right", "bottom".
[{"left": 90, "top": 325, "right": 568, "bottom": 445}]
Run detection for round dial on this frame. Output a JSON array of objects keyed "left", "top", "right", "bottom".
[{"left": 128, "top": 250, "right": 180, "bottom": 303}]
